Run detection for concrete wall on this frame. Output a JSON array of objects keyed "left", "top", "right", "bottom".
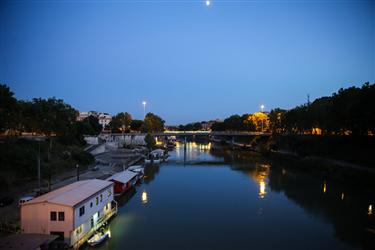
[
  {"left": 21, "top": 203, "right": 74, "bottom": 242},
  {"left": 84, "top": 136, "right": 99, "bottom": 145}
]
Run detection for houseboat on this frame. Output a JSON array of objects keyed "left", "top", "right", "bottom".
[
  {"left": 20, "top": 179, "right": 117, "bottom": 249},
  {"left": 106, "top": 170, "right": 138, "bottom": 196},
  {"left": 128, "top": 165, "right": 145, "bottom": 182}
]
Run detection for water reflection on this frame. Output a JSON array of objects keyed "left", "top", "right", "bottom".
[
  {"left": 215, "top": 147, "right": 375, "bottom": 250},
  {"left": 92, "top": 142, "right": 375, "bottom": 250},
  {"left": 141, "top": 191, "right": 148, "bottom": 204},
  {"left": 368, "top": 205, "right": 372, "bottom": 216}
]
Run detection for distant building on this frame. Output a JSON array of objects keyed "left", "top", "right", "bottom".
[
  {"left": 77, "top": 111, "right": 112, "bottom": 130},
  {"left": 98, "top": 113, "right": 112, "bottom": 129},
  {"left": 21, "top": 179, "right": 117, "bottom": 249}
]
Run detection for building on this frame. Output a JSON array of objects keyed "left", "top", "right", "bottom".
[
  {"left": 76, "top": 111, "right": 112, "bottom": 130},
  {"left": 21, "top": 179, "right": 117, "bottom": 249},
  {"left": 106, "top": 170, "right": 138, "bottom": 195},
  {"left": 98, "top": 113, "right": 112, "bottom": 129}
]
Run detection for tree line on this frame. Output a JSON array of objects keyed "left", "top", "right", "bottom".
[
  {"left": 269, "top": 82, "right": 375, "bottom": 136},
  {"left": 0, "top": 84, "right": 165, "bottom": 143},
  {"left": 210, "top": 112, "right": 269, "bottom": 132}
]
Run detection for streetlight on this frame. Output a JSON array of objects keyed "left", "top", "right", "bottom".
[
  {"left": 142, "top": 101, "right": 147, "bottom": 118},
  {"left": 260, "top": 104, "right": 265, "bottom": 112},
  {"left": 260, "top": 104, "right": 265, "bottom": 132}
]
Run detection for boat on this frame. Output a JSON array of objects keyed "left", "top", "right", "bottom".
[
  {"left": 128, "top": 165, "right": 145, "bottom": 182},
  {"left": 87, "top": 230, "right": 110, "bottom": 247}
]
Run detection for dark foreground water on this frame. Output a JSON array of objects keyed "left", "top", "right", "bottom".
[{"left": 90, "top": 142, "right": 375, "bottom": 250}]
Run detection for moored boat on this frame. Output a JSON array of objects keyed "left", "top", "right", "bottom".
[{"left": 87, "top": 230, "right": 110, "bottom": 247}]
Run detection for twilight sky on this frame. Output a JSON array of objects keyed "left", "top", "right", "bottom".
[{"left": 1, "top": 0, "right": 374, "bottom": 124}]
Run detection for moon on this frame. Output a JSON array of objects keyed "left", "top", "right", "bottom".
[{"left": 206, "top": 0, "right": 210, "bottom": 6}]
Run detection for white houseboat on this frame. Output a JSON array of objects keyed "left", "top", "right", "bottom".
[{"left": 20, "top": 179, "right": 117, "bottom": 249}]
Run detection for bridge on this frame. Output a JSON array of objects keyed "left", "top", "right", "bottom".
[{"left": 109, "top": 131, "right": 271, "bottom": 137}]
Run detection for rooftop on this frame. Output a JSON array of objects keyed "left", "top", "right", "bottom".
[
  {"left": 106, "top": 170, "right": 138, "bottom": 184},
  {"left": 24, "top": 179, "right": 113, "bottom": 207}
]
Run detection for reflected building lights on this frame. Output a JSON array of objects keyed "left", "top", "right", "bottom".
[
  {"left": 368, "top": 204, "right": 373, "bottom": 215},
  {"left": 259, "top": 181, "right": 266, "bottom": 199},
  {"left": 323, "top": 181, "right": 327, "bottom": 194},
  {"left": 141, "top": 191, "right": 148, "bottom": 204},
  {"left": 341, "top": 193, "right": 345, "bottom": 200}
]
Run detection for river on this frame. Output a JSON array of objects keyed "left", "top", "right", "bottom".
[{"left": 90, "top": 142, "right": 375, "bottom": 250}]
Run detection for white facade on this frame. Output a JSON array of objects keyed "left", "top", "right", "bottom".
[
  {"left": 21, "top": 179, "right": 116, "bottom": 249},
  {"left": 98, "top": 113, "right": 112, "bottom": 129}
]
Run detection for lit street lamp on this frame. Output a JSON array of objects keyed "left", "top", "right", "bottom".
[
  {"left": 260, "top": 104, "right": 265, "bottom": 113},
  {"left": 260, "top": 104, "right": 265, "bottom": 132},
  {"left": 142, "top": 101, "right": 147, "bottom": 118}
]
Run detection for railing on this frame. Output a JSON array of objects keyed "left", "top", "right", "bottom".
[
  {"left": 109, "top": 131, "right": 270, "bottom": 136},
  {"left": 72, "top": 201, "right": 118, "bottom": 249}
]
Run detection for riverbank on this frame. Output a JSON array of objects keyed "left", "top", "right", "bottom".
[
  {"left": 0, "top": 140, "right": 145, "bottom": 233},
  {"left": 211, "top": 134, "right": 375, "bottom": 182}
]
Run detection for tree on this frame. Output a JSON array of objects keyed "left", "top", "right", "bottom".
[
  {"left": 130, "top": 119, "right": 143, "bottom": 131},
  {"left": 247, "top": 112, "right": 269, "bottom": 132},
  {"left": 110, "top": 112, "right": 132, "bottom": 133},
  {"left": 269, "top": 108, "right": 286, "bottom": 134},
  {"left": 144, "top": 133, "right": 156, "bottom": 150},
  {"left": 141, "top": 113, "right": 165, "bottom": 133},
  {"left": 0, "top": 84, "right": 18, "bottom": 133}
]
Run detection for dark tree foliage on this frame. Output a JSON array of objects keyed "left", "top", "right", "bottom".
[
  {"left": 110, "top": 112, "right": 132, "bottom": 133},
  {"left": 270, "top": 83, "right": 375, "bottom": 135},
  {"left": 144, "top": 133, "right": 156, "bottom": 150},
  {"left": 0, "top": 84, "right": 18, "bottom": 133},
  {"left": 211, "top": 114, "right": 255, "bottom": 131},
  {"left": 141, "top": 113, "right": 165, "bottom": 133},
  {"left": 130, "top": 119, "right": 144, "bottom": 131},
  {"left": 178, "top": 122, "right": 203, "bottom": 131}
]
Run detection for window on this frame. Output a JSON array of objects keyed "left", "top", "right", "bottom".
[
  {"left": 90, "top": 202, "right": 93, "bottom": 208},
  {"left": 108, "top": 189, "right": 112, "bottom": 197},
  {"left": 50, "top": 211, "right": 57, "bottom": 221},
  {"left": 100, "top": 194, "right": 103, "bottom": 202},
  {"left": 79, "top": 206, "right": 85, "bottom": 216},
  {"left": 91, "top": 218, "right": 94, "bottom": 229},
  {"left": 96, "top": 197, "right": 98, "bottom": 205},
  {"left": 58, "top": 212, "right": 65, "bottom": 221}
]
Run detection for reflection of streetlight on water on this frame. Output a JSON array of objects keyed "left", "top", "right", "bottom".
[{"left": 141, "top": 191, "right": 148, "bottom": 204}]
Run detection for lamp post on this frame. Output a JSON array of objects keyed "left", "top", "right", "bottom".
[
  {"left": 76, "top": 164, "right": 80, "bottom": 181},
  {"left": 260, "top": 105, "right": 265, "bottom": 132},
  {"left": 142, "top": 101, "right": 147, "bottom": 118}
]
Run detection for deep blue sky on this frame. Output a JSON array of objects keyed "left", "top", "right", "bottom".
[{"left": 1, "top": 0, "right": 374, "bottom": 124}]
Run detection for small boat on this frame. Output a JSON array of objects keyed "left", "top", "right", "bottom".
[
  {"left": 87, "top": 230, "right": 110, "bottom": 247},
  {"left": 128, "top": 165, "right": 145, "bottom": 182}
]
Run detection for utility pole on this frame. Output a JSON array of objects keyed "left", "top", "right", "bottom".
[
  {"left": 76, "top": 164, "right": 80, "bottom": 181},
  {"left": 37, "top": 141, "right": 41, "bottom": 194}
]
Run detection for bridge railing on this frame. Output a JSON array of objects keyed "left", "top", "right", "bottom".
[{"left": 108, "top": 131, "right": 270, "bottom": 137}]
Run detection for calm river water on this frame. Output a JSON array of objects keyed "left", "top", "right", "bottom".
[{"left": 91, "top": 142, "right": 375, "bottom": 250}]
